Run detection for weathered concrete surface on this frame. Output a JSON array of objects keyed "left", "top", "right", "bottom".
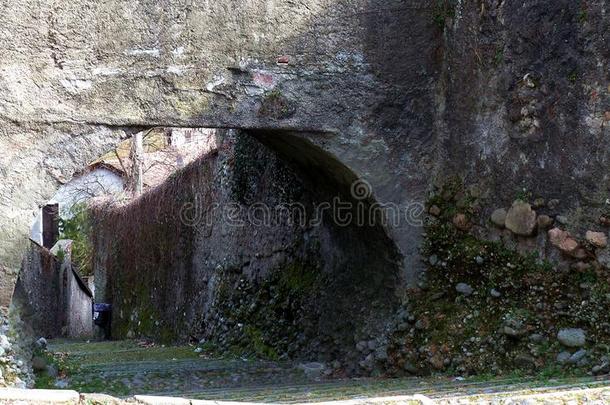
[
  {"left": 1, "top": 0, "right": 610, "bottom": 318},
  {"left": 0, "top": 388, "right": 80, "bottom": 404},
  {"left": 0, "top": 0, "right": 442, "bottom": 302},
  {"left": 65, "top": 268, "right": 93, "bottom": 338}
]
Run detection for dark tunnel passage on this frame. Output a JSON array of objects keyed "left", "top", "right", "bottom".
[{"left": 89, "top": 128, "right": 405, "bottom": 372}]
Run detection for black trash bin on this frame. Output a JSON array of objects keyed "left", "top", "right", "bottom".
[{"left": 93, "top": 303, "right": 112, "bottom": 340}]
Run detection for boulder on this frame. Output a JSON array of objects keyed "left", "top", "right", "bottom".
[
  {"left": 505, "top": 201, "right": 536, "bottom": 236},
  {"left": 502, "top": 326, "right": 525, "bottom": 338},
  {"left": 428, "top": 353, "right": 445, "bottom": 370},
  {"left": 557, "top": 351, "right": 571, "bottom": 364},
  {"left": 592, "top": 362, "right": 610, "bottom": 375},
  {"left": 568, "top": 349, "right": 587, "bottom": 364},
  {"left": 35, "top": 337, "right": 47, "bottom": 350},
  {"left": 548, "top": 199, "right": 560, "bottom": 210},
  {"left": 557, "top": 328, "right": 586, "bottom": 348},
  {"left": 572, "top": 261, "right": 591, "bottom": 272},
  {"left": 537, "top": 215, "right": 553, "bottom": 229},
  {"left": 490, "top": 288, "right": 502, "bottom": 298},
  {"left": 374, "top": 346, "right": 388, "bottom": 361},
  {"left": 548, "top": 228, "right": 579, "bottom": 254},
  {"left": 490, "top": 209, "right": 507, "bottom": 228},
  {"left": 598, "top": 248, "right": 610, "bottom": 269},
  {"left": 429, "top": 205, "right": 441, "bottom": 217},
  {"left": 0, "top": 335, "right": 11, "bottom": 352},
  {"left": 533, "top": 198, "right": 546, "bottom": 208},
  {"left": 32, "top": 356, "right": 47, "bottom": 371},
  {"left": 359, "top": 354, "right": 375, "bottom": 371},
  {"left": 455, "top": 283, "right": 473, "bottom": 296},
  {"left": 452, "top": 213, "right": 471, "bottom": 231},
  {"left": 586, "top": 231, "right": 608, "bottom": 248},
  {"left": 573, "top": 248, "right": 588, "bottom": 259},
  {"left": 299, "top": 362, "right": 326, "bottom": 379},
  {"left": 514, "top": 353, "right": 536, "bottom": 369}
]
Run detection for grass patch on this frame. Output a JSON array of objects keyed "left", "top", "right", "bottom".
[{"left": 36, "top": 341, "right": 200, "bottom": 396}]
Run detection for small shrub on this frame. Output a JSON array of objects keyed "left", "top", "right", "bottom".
[
  {"left": 258, "top": 89, "right": 296, "bottom": 119},
  {"left": 568, "top": 70, "right": 578, "bottom": 84},
  {"left": 59, "top": 203, "right": 93, "bottom": 276}
]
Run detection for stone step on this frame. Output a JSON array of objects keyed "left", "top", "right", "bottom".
[
  {"left": 38, "top": 340, "right": 610, "bottom": 403},
  {"left": 148, "top": 376, "right": 610, "bottom": 403},
  {"left": 0, "top": 388, "right": 80, "bottom": 404}
]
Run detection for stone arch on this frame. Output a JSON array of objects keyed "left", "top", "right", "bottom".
[{"left": 81, "top": 127, "right": 404, "bottom": 370}]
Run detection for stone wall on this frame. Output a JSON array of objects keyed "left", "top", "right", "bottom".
[
  {"left": 12, "top": 242, "right": 63, "bottom": 339},
  {"left": 0, "top": 0, "right": 609, "bottom": 355},
  {"left": 438, "top": 0, "right": 610, "bottom": 226},
  {"left": 0, "top": 0, "right": 443, "bottom": 303},
  {"left": 12, "top": 241, "right": 92, "bottom": 339},
  {"left": 93, "top": 130, "right": 403, "bottom": 371}
]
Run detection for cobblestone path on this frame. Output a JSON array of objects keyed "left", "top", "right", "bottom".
[{"left": 34, "top": 340, "right": 610, "bottom": 404}]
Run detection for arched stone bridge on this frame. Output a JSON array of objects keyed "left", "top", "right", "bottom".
[{"left": 1, "top": 0, "right": 609, "bottom": 311}]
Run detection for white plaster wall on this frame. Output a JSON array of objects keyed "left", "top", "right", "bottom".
[
  {"left": 66, "top": 269, "right": 93, "bottom": 338},
  {"left": 170, "top": 128, "right": 219, "bottom": 168},
  {"left": 30, "top": 168, "right": 124, "bottom": 245}
]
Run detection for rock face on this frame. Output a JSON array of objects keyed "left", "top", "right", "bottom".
[
  {"left": 557, "top": 328, "right": 586, "bottom": 348},
  {"left": 505, "top": 201, "right": 537, "bottom": 236}
]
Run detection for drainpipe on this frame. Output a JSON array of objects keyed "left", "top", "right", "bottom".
[{"left": 131, "top": 132, "right": 144, "bottom": 196}]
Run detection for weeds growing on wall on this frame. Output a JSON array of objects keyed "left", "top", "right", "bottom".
[
  {"left": 206, "top": 260, "right": 326, "bottom": 361},
  {"left": 91, "top": 151, "right": 218, "bottom": 342},
  {"left": 387, "top": 179, "right": 610, "bottom": 377},
  {"left": 258, "top": 90, "right": 296, "bottom": 120}
]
